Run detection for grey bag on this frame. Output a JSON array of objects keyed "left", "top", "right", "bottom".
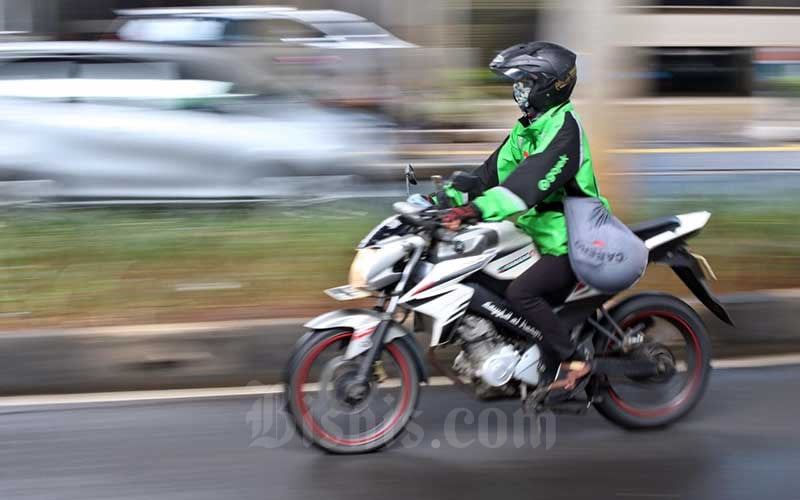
[{"left": 563, "top": 197, "right": 648, "bottom": 293}]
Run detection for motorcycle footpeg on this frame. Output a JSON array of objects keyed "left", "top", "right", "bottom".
[
  {"left": 541, "top": 399, "right": 592, "bottom": 416},
  {"left": 524, "top": 374, "right": 593, "bottom": 414},
  {"left": 523, "top": 386, "right": 549, "bottom": 413}
]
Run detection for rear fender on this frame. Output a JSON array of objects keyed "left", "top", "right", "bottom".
[
  {"left": 652, "top": 245, "right": 734, "bottom": 325},
  {"left": 294, "top": 308, "right": 428, "bottom": 382}
]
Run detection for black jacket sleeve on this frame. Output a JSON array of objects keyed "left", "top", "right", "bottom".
[
  {"left": 466, "top": 136, "right": 506, "bottom": 199},
  {"left": 500, "top": 112, "right": 582, "bottom": 207}
]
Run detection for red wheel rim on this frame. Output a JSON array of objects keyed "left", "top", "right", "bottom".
[
  {"left": 294, "top": 332, "right": 412, "bottom": 447},
  {"left": 606, "top": 311, "right": 703, "bottom": 418}
]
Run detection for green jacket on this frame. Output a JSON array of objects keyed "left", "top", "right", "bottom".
[{"left": 446, "top": 101, "right": 609, "bottom": 256}]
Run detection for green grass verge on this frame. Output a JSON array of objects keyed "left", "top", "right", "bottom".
[
  {"left": 0, "top": 204, "right": 386, "bottom": 328},
  {"left": 0, "top": 199, "right": 796, "bottom": 329}
]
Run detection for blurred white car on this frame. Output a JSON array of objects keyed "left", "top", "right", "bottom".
[
  {"left": 109, "top": 6, "right": 418, "bottom": 110},
  {"left": 0, "top": 41, "right": 385, "bottom": 202},
  {"left": 113, "top": 6, "right": 416, "bottom": 50}
]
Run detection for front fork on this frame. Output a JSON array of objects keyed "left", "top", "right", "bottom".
[{"left": 352, "top": 243, "right": 425, "bottom": 387}]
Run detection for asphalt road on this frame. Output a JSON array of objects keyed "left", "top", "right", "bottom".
[{"left": 1, "top": 365, "right": 799, "bottom": 500}]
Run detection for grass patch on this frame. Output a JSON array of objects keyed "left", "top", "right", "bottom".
[
  {"left": 0, "top": 204, "right": 386, "bottom": 328},
  {"left": 0, "top": 198, "right": 796, "bottom": 329}
]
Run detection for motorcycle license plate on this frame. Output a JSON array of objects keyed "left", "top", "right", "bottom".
[{"left": 324, "top": 285, "right": 371, "bottom": 301}]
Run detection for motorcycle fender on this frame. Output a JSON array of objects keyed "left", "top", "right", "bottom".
[
  {"left": 655, "top": 246, "right": 734, "bottom": 326},
  {"left": 301, "top": 308, "right": 428, "bottom": 381}
]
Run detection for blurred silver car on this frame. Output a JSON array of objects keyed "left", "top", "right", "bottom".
[
  {"left": 109, "top": 6, "right": 417, "bottom": 109},
  {"left": 0, "top": 41, "right": 383, "bottom": 202},
  {"left": 113, "top": 6, "right": 416, "bottom": 49}
]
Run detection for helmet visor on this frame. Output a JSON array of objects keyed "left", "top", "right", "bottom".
[{"left": 493, "top": 67, "right": 538, "bottom": 82}]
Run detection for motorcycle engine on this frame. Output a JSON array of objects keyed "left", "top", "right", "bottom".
[{"left": 452, "top": 315, "right": 521, "bottom": 387}]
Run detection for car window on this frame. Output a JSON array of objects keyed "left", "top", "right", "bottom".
[
  {"left": 76, "top": 61, "right": 179, "bottom": 80},
  {"left": 310, "top": 22, "right": 389, "bottom": 37},
  {"left": 0, "top": 60, "right": 75, "bottom": 79},
  {"left": 118, "top": 18, "right": 226, "bottom": 42},
  {"left": 223, "top": 19, "right": 324, "bottom": 42}
]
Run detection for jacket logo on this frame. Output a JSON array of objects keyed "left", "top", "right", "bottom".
[{"left": 537, "top": 154, "right": 568, "bottom": 191}]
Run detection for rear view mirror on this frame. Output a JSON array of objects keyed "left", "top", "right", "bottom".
[
  {"left": 404, "top": 164, "right": 418, "bottom": 185},
  {"left": 404, "top": 164, "right": 417, "bottom": 194}
]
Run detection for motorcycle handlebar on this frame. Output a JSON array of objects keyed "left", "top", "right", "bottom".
[{"left": 399, "top": 213, "right": 455, "bottom": 242}]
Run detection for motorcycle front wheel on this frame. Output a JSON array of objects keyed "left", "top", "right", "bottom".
[{"left": 285, "top": 328, "right": 421, "bottom": 454}]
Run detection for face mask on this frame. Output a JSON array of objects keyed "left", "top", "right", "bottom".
[{"left": 512, "top": 78, "right": 535, "bottom": 113}]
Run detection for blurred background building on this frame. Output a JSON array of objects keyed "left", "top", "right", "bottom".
[{"left": 3, "top": 0, "right": 800, "bottom": 95}]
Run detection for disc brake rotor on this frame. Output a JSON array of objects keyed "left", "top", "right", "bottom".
[{"left": 317, "top": 355, "right": 376, "bottom": 414}]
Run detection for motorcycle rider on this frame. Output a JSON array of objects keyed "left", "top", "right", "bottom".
[{"left": 437, "top": 42, "right": 610, "bottom": 394}]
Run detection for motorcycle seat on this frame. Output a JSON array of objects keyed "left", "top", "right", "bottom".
[{"left": 628, "top": 216, "right": 681, "bottom": 241}]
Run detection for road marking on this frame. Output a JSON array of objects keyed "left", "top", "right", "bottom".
[
  {"left": 712, "top": 354, "right": 800, "bottom": 369},
  {"left": 394, "top": 150, "right": 495, "bottom": 156},
  {"left": 606, "top": 169, "right": 800, "bottom": 176},
  {"left": 392, "top": 144, "right": 800, "bottom": 157},
  {"left": 0, "top": 377, "right": 454, "bottom": 408},
  {"left": 3, "top": 354, "right": 800, "bottom": 408},
  {"left": 609, "top": 145, "right": 800, "bottom": 154},
  {"left": 393, "top": 128, "right": 506, "bottom": 134},
  {"left": 0, "top": 317, "right": 311, "bottom": 339}
]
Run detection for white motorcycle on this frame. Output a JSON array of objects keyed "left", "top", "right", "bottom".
[{"left": 284, "top": 168, "right": 732, "bottom": 454}]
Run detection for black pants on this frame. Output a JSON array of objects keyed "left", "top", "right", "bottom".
[{"left": 506, "top": 254, "right": 577, "bottom": 361}]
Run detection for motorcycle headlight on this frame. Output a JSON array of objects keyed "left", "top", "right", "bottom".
[
  {"left": 349, "top": 248, "right": 379, "bottom": 290},
  {"left": 348, "top": 240, "right": 409, "bottom": 291}
]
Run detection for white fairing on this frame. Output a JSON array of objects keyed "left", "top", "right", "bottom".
[
  {"left": 483, "top": 243, "right": 541, "bottom": 280},
  {"left": 477, "top": 221, "right": 532, "bottom": 254},
  {"left": 645, "top": 211, "right": 711, "bottom": 250},
  {"left": 399, "top": 252, "right": 495, "bottom": 302},
  {"left": 476, "top": 221, "right": 539, "bottom": 280},
  {"left": 410, "top": 284, "right": 474, "bottom": 345}
]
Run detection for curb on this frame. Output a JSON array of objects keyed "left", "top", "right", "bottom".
[{"left": 0, "top": 291, "right": 796, "bottom": 396}]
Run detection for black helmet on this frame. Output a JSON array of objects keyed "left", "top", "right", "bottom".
[{"left": 490, "top": 41, "right": 577, "bottom": 115}]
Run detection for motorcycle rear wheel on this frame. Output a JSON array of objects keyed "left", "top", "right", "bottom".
[{"left": 592, "top": 294, "right": 712, "bottom": 429}]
